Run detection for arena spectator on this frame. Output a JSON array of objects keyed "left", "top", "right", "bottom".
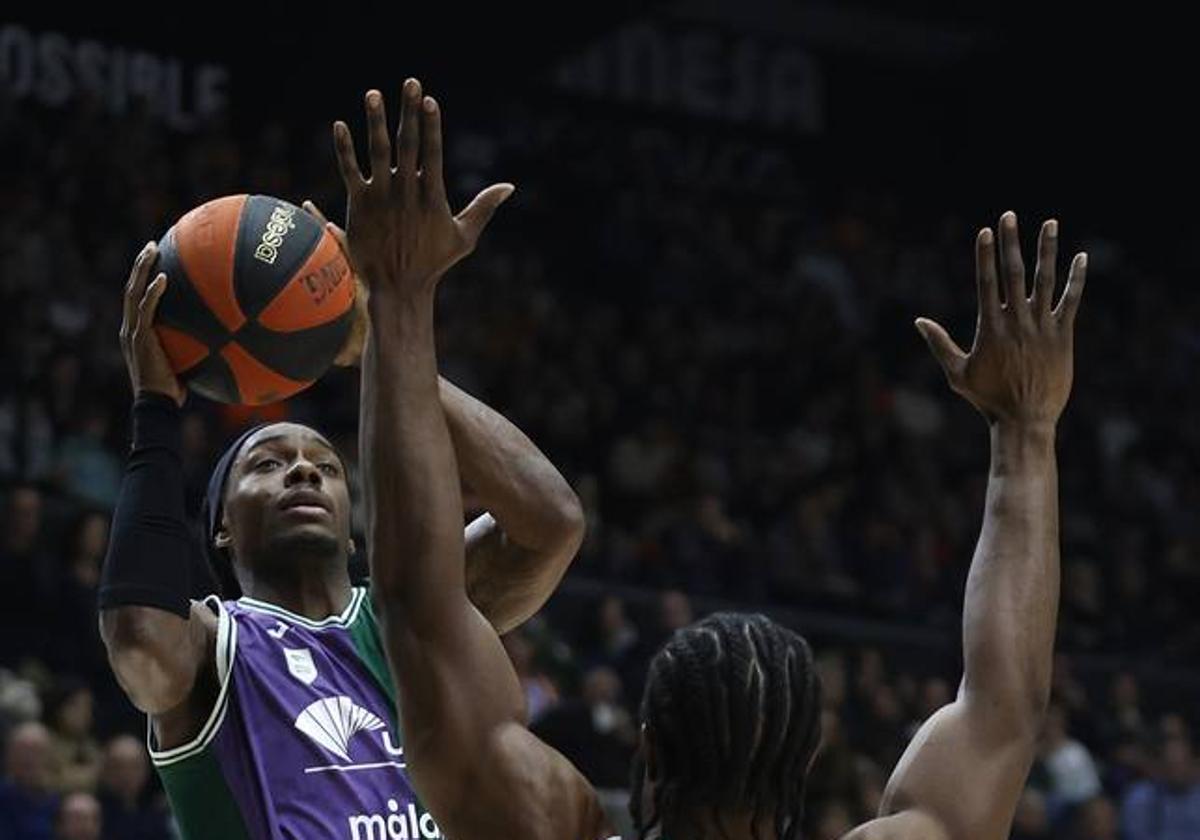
[
  {"left": 44, "top": 680, "right": 100, "bottom": 794},
  {"left": 0, "top": 722, "right": 58, "bottom": 840},
  {"left": 53, "top": 792, "right": 101, "bottom": 840},
  {"left": 1121, "top": 736, "right": 1200, "bottom": 840},
  {"left": 96, "top": 735, "right": 171, "bottom": 840}
]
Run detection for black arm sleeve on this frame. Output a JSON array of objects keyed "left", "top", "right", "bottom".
[{"left": 98, "top": 393, "right": 195, "bottom": 618}]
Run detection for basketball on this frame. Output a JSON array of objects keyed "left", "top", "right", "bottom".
[{"left": 151, "top": 195, "right": 355, "bottom": 405}]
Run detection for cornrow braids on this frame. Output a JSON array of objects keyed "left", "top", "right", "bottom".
[{"left": 630, "top": 612, "right": 822, "bottom": 840}]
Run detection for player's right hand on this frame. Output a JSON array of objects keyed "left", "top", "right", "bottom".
[
  {"left": 332, "top": 79, "right": 514, "bottom": 301},
  {"left": 119, "top": 242, "right": 186, "bottom": 406},
  {"left": 915, "top": 212, "right": 1087, "bottom": 427}
]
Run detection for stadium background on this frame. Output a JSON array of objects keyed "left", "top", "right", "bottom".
[{"left": 1, "top": 4, "right": 1197, "bottom": 838}]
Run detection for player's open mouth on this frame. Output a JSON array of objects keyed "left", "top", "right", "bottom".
[
  {"left": 279, "top": 491, "right": 333, "bottom": 516},
  {"left": 281, "top": 505, "right": 331, "bottom": 518}
]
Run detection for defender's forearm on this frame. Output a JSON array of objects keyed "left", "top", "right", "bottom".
[
  {"left": 960, "top": 422, "right": 1059, "bottom": 733},
  {"left": 362, "top": 293, "right": 466, "bottom": 624}
]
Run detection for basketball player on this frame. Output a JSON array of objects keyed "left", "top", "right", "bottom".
[
  {"left": 338, "top": 77, "right": 1086, "bottom": 840},
  {"left": 99, "top": 161, "right": 577, "bottom": 836}
]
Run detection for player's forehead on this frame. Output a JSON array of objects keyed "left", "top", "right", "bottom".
[{"left": 237, "top": 423, "right": 337, "bottom": 462}]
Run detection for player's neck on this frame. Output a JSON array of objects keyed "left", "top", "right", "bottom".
[{"left": 241, "top": 570, "right": 354, "bottom": 621}]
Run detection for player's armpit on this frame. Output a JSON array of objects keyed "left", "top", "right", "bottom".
[{"left": 876, "top": 700, "right": 1036, "bottom": 840}]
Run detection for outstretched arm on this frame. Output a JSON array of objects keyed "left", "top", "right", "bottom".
[
  {"left": 342, "top": 80, "right": 608, "bottom": 840},
  {"left": 307, "top": 204, "right": 584, "bottom": 634},
  {"left": 849, "top": 214, "right": 1087, "bottom": 840}
]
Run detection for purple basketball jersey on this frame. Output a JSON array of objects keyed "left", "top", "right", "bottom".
[{"left": 150, "top": 587, "right": 444, "bottom": 840}]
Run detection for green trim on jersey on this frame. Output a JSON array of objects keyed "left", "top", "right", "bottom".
[
  {"left": 149, "top": 597, "right": 237, "bottom": 767},
  {"left": 349, "top": 587, "right": 398, "bottom": 728},
  {"left": 156, "top": 748, "right": 253, "bottom": 840},
  {"left": 236, "top": 586, "right": 367, "bottom": 630},
  {"left": 146, "top": 587, "right": 417, "bottom": 839},
  {"left": 148, "top": 598, "right": 247, "bottom": 839}
]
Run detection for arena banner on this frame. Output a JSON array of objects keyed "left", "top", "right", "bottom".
[
  {"left": 553, "top": 20, "right": 824, "bottom": 135},
  {"left": 0, "top": 25, "right": 228, "bottom": 131}
]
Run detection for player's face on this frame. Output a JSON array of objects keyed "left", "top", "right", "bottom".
[{"left": 221, "top": 423, "right": 352, "bottom": 565}]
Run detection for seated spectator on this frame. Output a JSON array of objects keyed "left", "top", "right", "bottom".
[
  {"left": 53, "top": 406, "right": 122, "bottom": 510},
  {"left": 807, "top": 709, "right": 859, "bottom": 809},
  {"left": 0, "top": 721, "right": 58, "bottom": 840},
  {"left": 1122, "top": 735, "right": 1200, "bottom": 840},
  {"left": 54, "top": 792, "right": 101, "bottom": 840},
  {"left": 1100, "top": 672, "right": 1146, "bottom": 751},
  {"left": 44, "top": 680, "right": 100, "bottom": 794},
  {"left": 532, "top": 666, "right": 635, "bottom": 789},
  {"left": 1041, "top": 702, "right": 1102, "bottom": 820},
  {"left": 96, "top": 735, "right": 171, "bottom": 840},
  {"left": 502, "top": 628, "right": 560, "bottom": 724},
  {"left": 1072, "top": 795, "right": 1118, "bottom": 840},
  {"left": 0, "top": 668, "right": 42, "bottom": 728},
  {"left": 1012, "top": 788, "right": 1050, "bottom": 840},
  {"left": 591, "top": 595, "right": 639, "bottom": 668},
  {"left": 657, "top": 589, "right": 694, "bottom": 640},
  {"left": 0, "top": 486, "right": 53, "bottom": 668},
  {"left": 45, "top": 513, "right": 109, "bottom": 683}
]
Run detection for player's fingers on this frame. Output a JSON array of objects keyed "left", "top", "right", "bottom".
[
  {"left": 123, "top": 242, "right": 157, "bottom": 336},
  {"left": 396, "top": 78, "right": 422, "bottom": 179},
  {"left": 1032, "top": 218, "right": 1058, "bottom": 316},
  {"left": 333, "top": 121, "right": 364, "bottom": 189},
  {"left": 135, "top": 273, "right": 168, "bottom": 334},
  {"left": 455, "top": 183, "right": 515, "bottom": 247},
  {"left": 915, "top": 317, "right": 968, "bottom": 382},
  {"left": 302, "top": 200, "right": 329, "bottom": 226},
  {"left": 1053, "top": 252, "right": 1088, "bottom": 328},
  {"left": 998, "top": 211, "right": 1029, "bottom": 320},
  {"left": 975, "top": 227, "right": 1001, "bottom": 327},
  {"left": 420, "top": 96, "right": 447, "bottom": 207},
  {"left": 325, "top": 222, "right": 349, "bottom": 256},
  {"left": 303, "top": 200, "right": 349, "bottom": 255},
  {"left": 365, "top": 89, "right": 392, "bottom": 180}
]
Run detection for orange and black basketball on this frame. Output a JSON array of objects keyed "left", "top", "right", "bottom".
[{"left": 151, "top": 195, "right": 354, "bottom": 405}]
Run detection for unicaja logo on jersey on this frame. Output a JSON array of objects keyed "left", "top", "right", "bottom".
[
  {"left": 254, "top": 203, "right": 297, "bottom": 265},
  {"left": 295, "top": 696, "right": 385, "bottom": 762},
  {"left": 348, "top": 798, "right": 442, "bottom": 840}
]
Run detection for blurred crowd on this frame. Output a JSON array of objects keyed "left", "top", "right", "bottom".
[{"left": 1, "top": 87, "right": 1198, "bottom": 839}]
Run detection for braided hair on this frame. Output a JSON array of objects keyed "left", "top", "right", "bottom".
[{"left": 630, "top": 612, "right": 822, "bottom": 840}]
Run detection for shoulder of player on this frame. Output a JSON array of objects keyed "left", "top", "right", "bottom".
[{"left": 841, "top": 811, "right": 951, "bottom": 840}]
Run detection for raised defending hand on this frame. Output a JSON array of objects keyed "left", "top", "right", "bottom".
[
  {"left": 332, "top": 79, "right": 513, "bottom": 300},
  {"left": 916, "top": 212, "right": 1087, "bottom": 426}
]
